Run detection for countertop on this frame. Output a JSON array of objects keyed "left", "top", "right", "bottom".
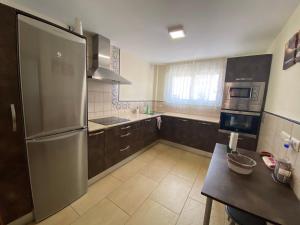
[{"left": 88, "top": 112, "right": 220, "bottom": 132}]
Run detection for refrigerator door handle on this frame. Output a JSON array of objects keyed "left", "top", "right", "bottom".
[
  {"left": 10, "top": 104, "right": 17, "bottom": 132},
  {"left": 27, "top": 129, "right": 86, "bottom": 143}
]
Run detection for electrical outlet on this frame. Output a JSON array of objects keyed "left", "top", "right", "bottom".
[{"left": 291, "top": 137, "right": 300, "bottom": 152}]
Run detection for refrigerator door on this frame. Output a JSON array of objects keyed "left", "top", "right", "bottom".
[
  {"left": 26, "top": 129, "right": 87, "bottom": 221},
  {"left": 18, "top": 15, "right": 87, "bottom": 139}
]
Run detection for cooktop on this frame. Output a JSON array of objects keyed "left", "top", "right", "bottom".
[{"left": 89, "top": 116, "right": 130, "bottom": 125}]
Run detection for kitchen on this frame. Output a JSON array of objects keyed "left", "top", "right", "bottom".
[{"left": 1, "top": 1, "right": 300, "bottom": 225}]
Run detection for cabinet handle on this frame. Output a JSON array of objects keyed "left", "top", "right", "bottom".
[
  {"left": 121, "top": 125, "right": 131, "bottom": 130},
  {"left": 238, "top": 137, "right": 244, "bottom": 140},
  {"left": 180, "top": 119, "right": 188, "bottom": 122},
  {"left": 199, "top": 122, "right": 211, "bottom": 126},
  {"left": 145, "top": 119, "right": 152, "bottom": 122},
  {"left": 120, "top": 145, "right": 130, "bottom": 152},
  {"left": 235, "top": 77, "right": 253, "bottom": 81},
  {"left": 10, "top": 104, "right": 17, "bottom": 132},
  {"left": 120, "top": 132, "right": 131, "bottom": 138},
  {"left": 89, "top": 131, "right": 104, "bottom": 136}
]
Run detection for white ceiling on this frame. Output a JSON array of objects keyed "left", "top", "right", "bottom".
[{"left": 13, "top": 0, "right": 300, "bottom": 63}]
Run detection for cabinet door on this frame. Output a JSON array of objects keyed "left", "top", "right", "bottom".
[
  {"left": 191, "top": 121, "right": 218, "bottom": 152},
  {"left": 88, "top": 130, "right": 106, "bottom": 179},
  {"left": 0, "top": 4, "right": 33, "bottom": 224},
  {"left": 160, "top": 116, "right": 175, "bottom": 141},
  {"left": 225, "top": 55, "right": 272, "bottom": 82},
  {"left": 174, "top": 118, "right": 193, "bottom": 146},
  {"left": 143, "top": 118, "right": 159, "bottom": 147}
]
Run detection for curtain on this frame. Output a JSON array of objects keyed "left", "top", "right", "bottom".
[{"left": 163, "top": 58, "right": 226, "bottom": 108}]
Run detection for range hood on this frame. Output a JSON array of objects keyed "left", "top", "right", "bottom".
[{"left": 88, "top": 34, "right": 131, "bottom": 84}]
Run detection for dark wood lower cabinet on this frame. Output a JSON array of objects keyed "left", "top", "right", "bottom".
[
  {"left": 88, "top": 130, "right": 106, "bottom": 179},
  {"left": 104, "top": 121, "right": 145, "bottom": 170},
  {"left": 142, "top": 118, "right": 159, "bottom": 147},
  {"left": 0, "top": 3, "right": 33, "bottom": 224},
  {"left": 160, "top": 116, "right": 219, "bottom": 153}
]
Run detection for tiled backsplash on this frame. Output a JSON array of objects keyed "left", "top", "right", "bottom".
[
  {"left": 257, "top": 112, "right": 300, "bottom": 199},
  {"left": 87, "top": 80, "right": 153, "bottom": 119}
]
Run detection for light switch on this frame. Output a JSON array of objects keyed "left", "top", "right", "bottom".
[{"left": 291, "top": 137, "right": 300, "bottom": 152}]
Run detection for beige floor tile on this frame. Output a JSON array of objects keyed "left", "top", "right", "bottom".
[
  {"left": 71, "top": 175, "right": 122, "bottom": 215},
  {"left": 108, "top": 174, "right": 158, "bottom": 215},
  {"left": 189, "top": 170, "right": 208, "bottom": 203},
  {"left": 171, "top": 159, "right": 201, "bottom": 185},
  {"left": 111, "top": 157, "right": 147, "bottom": 182},
  {"left": 176, "top": 198, "right": 205, "bottom": 225},
  {"left": 139, "top": 161, "right": 170, "bottom": 182},
  {"left": 135, "top": 148, "right": 159, "bottom": 163},
  {"left": 31, "top": 206, "right": 78, "bottom": 225},
  {"left": 125, "top": 200, "right": 178, "bottom": 225},
  {"left": 71, "top": 198, "right": 129, "bottom": 225},
  {"left": 150, "top": 174, "right": 192, "bottom": 214}
]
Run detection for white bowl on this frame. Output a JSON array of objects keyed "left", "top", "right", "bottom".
[{"left": 227, "top": 153, "right": 257, "bottom": 175}]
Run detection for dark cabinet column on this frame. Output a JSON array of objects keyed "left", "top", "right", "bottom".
[
  {"left": 88, "top": 130, "right": 106, "bottom": 179},
  {"left": 0, "top": 4, "right": 33, "bottom": 224},
  {"left": 225, "top": 54, "right": 272, "bottom": 82}
]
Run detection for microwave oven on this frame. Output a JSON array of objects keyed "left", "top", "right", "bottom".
[{"left": 222, "top": 82, "right": 265, "bottom": 112}]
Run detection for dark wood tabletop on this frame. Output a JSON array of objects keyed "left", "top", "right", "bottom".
[{"left": 201, "top": 144, "right": 300, "bottom": 225}]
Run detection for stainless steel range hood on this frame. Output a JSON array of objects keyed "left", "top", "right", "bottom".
[{"left": 88, "top": 34, "right": 131, "bottom": 84}]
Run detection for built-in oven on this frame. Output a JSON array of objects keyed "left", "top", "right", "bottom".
[
  {"left": 219, "top": 110, "right": 261, "bottom": 137},
  {"left": 222, "top": 82, "right": 265, "bottom": 112}
]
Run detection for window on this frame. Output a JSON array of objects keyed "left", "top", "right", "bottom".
[{"left": 164, "top": 59, "right": 226, "bottom": 107}]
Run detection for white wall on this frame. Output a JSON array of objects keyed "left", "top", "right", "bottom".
[
  {"left": 119, "top": 50, "right": 155, "bottom": 101},
  {"left": 0, "top": 0, "right": 67, "bottom": 28},
  {"left": 265, "top": 3, "right": 300, "bottom": 122}
]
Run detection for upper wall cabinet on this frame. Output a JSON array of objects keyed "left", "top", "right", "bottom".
[{"left": 225, "top": 54, "right": 272, "bottom": 82}]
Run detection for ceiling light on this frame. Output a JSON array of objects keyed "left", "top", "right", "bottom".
[{"left": 168, "top": 25, "right": 185, "bottom": 39}]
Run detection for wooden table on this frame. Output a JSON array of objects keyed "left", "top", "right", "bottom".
[{"left": 201, "top": 144, "right": 300, "bottom": 225}]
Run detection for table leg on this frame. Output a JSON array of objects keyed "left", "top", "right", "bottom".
[{"left": 203, "top": 197, "right": 213, "bottom": 225}]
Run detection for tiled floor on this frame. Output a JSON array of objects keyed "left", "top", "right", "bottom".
[{"left": 30, "top": 143, "right": 228, "bottom": 225}]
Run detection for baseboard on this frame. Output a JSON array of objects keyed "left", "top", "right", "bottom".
[
  {"left": 159, "top": 139, "right": 212, "bottom": 158},
  {"left": 88, "top": 140, "right": 159, "bottom": 185}
]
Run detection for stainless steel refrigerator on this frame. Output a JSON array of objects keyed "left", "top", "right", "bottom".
[{"left": 18, "top": 15, "right": 88, "bottom": 221}]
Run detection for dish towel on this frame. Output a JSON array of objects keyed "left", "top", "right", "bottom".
[{"left": 156, "top": 116, "right": 162, "bottom": 130}]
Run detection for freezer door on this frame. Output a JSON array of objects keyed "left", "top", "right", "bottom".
[
  {"left": 18, "top": 15, "right": 87, "bottom": 139},
  {"left": 26, "top": 129, "right": 88, "bottom": 221}
]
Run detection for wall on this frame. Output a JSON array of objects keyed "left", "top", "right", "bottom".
[
  {"left": 119, "top": 50, "right": 155, "bottom": 101},
  {"left": 257, "top": 4, "right": 300, "bottom": 199},
  {"left": 264, "top": 3, "right": 300, "bottom": 122},
  {"left": 0, "top": 0, "right": 67, "bottom": 28}
]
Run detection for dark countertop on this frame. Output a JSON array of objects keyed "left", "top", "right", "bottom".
[{"left": 201, "top": 144, "right": 300, "bottom": 225}]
